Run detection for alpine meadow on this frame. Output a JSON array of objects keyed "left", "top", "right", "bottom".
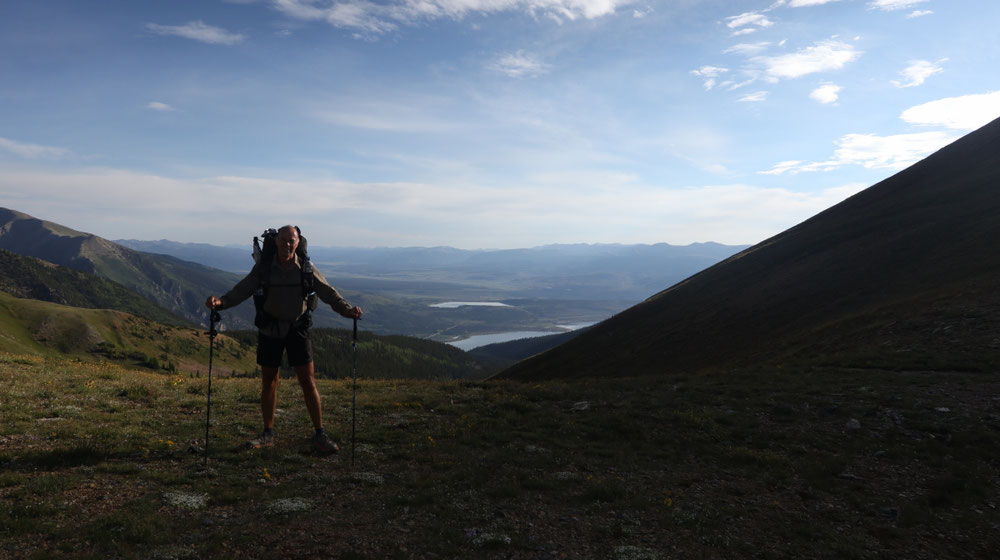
[{"left": 3, "top": 0, "right": 1000, "bottom": 558}]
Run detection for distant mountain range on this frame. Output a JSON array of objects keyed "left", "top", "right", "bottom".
[
  {"left": 117, "top": 238, "right": 747, "bottom": 303},
  {"left": 499, "top": 116, "right": 1000, "bottom": 379}
]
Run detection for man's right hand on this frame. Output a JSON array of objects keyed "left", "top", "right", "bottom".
[{"left": 205, "top": 296, "right": 222, "bottom": 309}]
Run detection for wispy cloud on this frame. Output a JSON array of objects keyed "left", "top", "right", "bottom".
[
  {"left": 272, "top": 0, "right": 634, "bottom": 36},
  {"left": 906, "top": 9, "right": 932, "bottom": 18},
  {"left": 724, "top": 42, "right": 771, "bottom": 56},
  {"left": 0, "top": 137, "right": 71, "bottom": 159},
  {"left": 867, "top": 0, "right": 928, "bottom": 11},
  {"left": 787, "top": 0, "right": 843, "bottom": 6},
  {"left": 891, "top": 59, "right": 945, "bottom": 88},
  {"left": 760, "top": 131, "right": 958, "bottom": 174},
  {"left": 900, "top": 91, "right": 1000, "bottom": 131},
  {"left": 0, "top": 164, "right": 870, "bottom": 247},
  {"left": 490, "top": 51, "right": 551, "bottom": 78},
  {"left": 146, "top": 101, "right": 176, "bottom": 112},
  {"left": 738, "top": 91, "right": 768, "bottom": 102},
  {"left": 810, "top": 83, "right": 842, "bottom": 104},
  {"left": 754, "top": 39, "right": 861, "bottom": 81},
  {"left": 145, "top": 21, "right": 245, "bottom": 45},
  {"left": 725, "top": 11, "right": 773, "bottom": 35},
  {"left": 632, "top": 6, "right": 652, "bottom": 18},
  {"left": 313, "top": 97, "right": 460, "bottom": 133},
  {"left": 690, "top": 66, "right": 729, "bottom": 90}
]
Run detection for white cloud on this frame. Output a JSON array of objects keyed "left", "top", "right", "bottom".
[
  {"left": 867, "top": 0, "right": 928, "bottom": 11},
  {"left": 0, "top": 163, "right": 871, "bottom": 247},
  {"left": 145, "top": 21, "right": 245, "bottom": 45},
  {"left": 725, "top": 12, "right": 774, "bottom": 32},
  {"left": 272, "top": 0, "right": 634, "bottom": 35},
  {"left": 0, "top": 137, "right": 71, "bottom": 159},
  {"left": 312, "top": 96, "right": 460, "bottom": 133},
  {"left": 146, "top": 101, "right": 176, "bottom": 112},
  {"left": 796, "top": 0, "right": 843, "bottom": 5},
  {"left": 892, "top": 59, "right": 945, "bottom": 88},
  {"left": 900, "top": 91, "right": 1000, "bottom": 131},
  {"left": 788, "top": 0, "right": 843, "bottom": 6},
  {"left": 754, "top": 39, "right": 861, "bottom": 80},
  {"left": 690, "top": 66, "right": 729, "bottom": 90},
  {"left": 738, "top": 91, "right": 768, "bottom": 102},
  {"left": 724, "top": 42, "right": 771, "bottom": 56},
  {"left": 490, "top": 51, "right": 551, "bottom": 78},
  {"left": 810, "top": 83, "right": 842, "bottom": 104},
  {"left": 906, "top": 9, "right": 932, "bottom": 18},
  {"left": 760, "top": 131, "right": 958, "bottom": 174}
]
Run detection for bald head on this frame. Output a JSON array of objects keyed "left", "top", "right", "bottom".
[{"left": 275, "top": 225, "right": 299, "bottom": 264}]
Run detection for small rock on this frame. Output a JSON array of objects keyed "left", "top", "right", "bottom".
[
  {"left": 878, "top": 507, "right": 900, "bottom": 519},
  {"left": 571, "top": 401, "right": 590, "bottom": 411},
  {"left": 163, "top": 491, "right": 208, "bottom": 510},
  {"left": 265, "top": 497, "right": 313, "bottom": 514},
  {"left": 846, "top": 419, "right": 861, "bottom": 431}
]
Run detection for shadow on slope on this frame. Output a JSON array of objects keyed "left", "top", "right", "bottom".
[{"left": 499, "top": 116, "right": 1000, "bottom": 379}]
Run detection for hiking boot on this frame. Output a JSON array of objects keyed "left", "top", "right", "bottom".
[
  {"left": 246, "top": 430, "right": 275, "bottom": 449},
  {"left": 311, "top": 432, "right": 339, "bottom": 455}
]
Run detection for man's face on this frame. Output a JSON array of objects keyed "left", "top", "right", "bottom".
[{"left": 276, "top": 228, "right": 299, "bottom": 262}]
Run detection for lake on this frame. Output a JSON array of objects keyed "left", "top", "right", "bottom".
[
  {"left": 448, "top": 331, "right": 561, "bottom": 351},
  {"left": 428, "top": 301, "right": 511, "bottom": 308},
  {"left": 448, "top": 322, "right": 597, "bottom": 351}
]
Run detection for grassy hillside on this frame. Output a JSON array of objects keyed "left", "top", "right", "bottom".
[
  {"left": 1, "top": 357, "right": 997, "bottom": 558},
  {"left": 223, "top": 328, "right": 503, "bottom": 381},
  {"left": 500, "top": 116, "right": 1000, "bottom": 380},
  {"left": 0, "top": 291, "right": 257, "bottom": 376},
  {"left": 0, "top": 249, "right": 190, "bottom": 327},
  {"left": 0, "top": 208, "right": 249, "bottom": 328},
  {"left": 0, "top": 290, "right": 500, "bottom": 381}
]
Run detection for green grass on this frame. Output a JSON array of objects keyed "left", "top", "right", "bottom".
[{"left": 1, "top": 355, "right": 998, "bottom": 558}]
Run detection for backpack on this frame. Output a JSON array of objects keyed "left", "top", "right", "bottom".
[{"left": 251, "top": 227, "right": 318, "bottom": 329}]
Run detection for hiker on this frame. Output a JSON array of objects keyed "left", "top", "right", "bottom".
[{"left": 204, "top": 225, "right": 363, "bottom": 454}]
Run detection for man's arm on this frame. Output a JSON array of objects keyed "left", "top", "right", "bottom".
[
  {"left": 313, "top": 268, "right": 363, "bottom": 319},
  {"left": 206, "top": 266, "right": 260, "bottom": 310}
]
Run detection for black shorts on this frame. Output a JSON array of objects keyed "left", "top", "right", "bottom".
[{"left": 257, "top": 328, "right": 313, "bottom": 368}]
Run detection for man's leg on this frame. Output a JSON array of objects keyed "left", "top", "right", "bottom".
[
  {"left": 261, "top": 366, "right": 280, "bottom": 429},
  {"left": 295, "top": 362, "right": 323, "bottom": 430}
]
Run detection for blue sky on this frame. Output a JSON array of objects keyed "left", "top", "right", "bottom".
[{"left": 1, "top": 0, "right": 998, "bottom": 249}]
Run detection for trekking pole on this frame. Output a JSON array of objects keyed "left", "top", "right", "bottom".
[
  {"left": 351, "top": 317, "right": 359, "bottom": 467},
  {"left": 204, "top": 309, "right": 221, "bottom": 465}
]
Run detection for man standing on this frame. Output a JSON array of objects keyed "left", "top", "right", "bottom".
[{"left": 205, "top": 225, "right": 363, "bottom": 454}]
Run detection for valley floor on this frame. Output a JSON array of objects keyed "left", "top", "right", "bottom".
[{"left": 1, "top": 354, "right": 998, "bottom": 559}]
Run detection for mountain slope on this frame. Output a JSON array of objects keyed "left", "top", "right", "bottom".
[
  {"left": 0, "top": 249, "right": 189, "bottom": 327},
  {"left": 0, "top": 290, "right": 256, "bottom": 374},
  {"left": 499, "top": 117, "right": 1000, "bottom": 380},
  {"left": 0, "top": 208, "right": 249, "bottom": 327},
  {"left": 0, "top": 289, "right": 499, "bottom": 380}
]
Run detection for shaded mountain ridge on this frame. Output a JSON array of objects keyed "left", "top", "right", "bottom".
[
  {"left": 0, "top": 208, "right": 248, "bottom": 328},
  {"left": 0, "top": 249, "right": 189, "bottom": 327},
  {"left": 499, "top": 116, "right": 1000, "bottom": 379}
]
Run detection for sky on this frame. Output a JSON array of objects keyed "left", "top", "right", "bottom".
[{"left": 1, "top": 0, "right": 998, "bottom": 249}]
